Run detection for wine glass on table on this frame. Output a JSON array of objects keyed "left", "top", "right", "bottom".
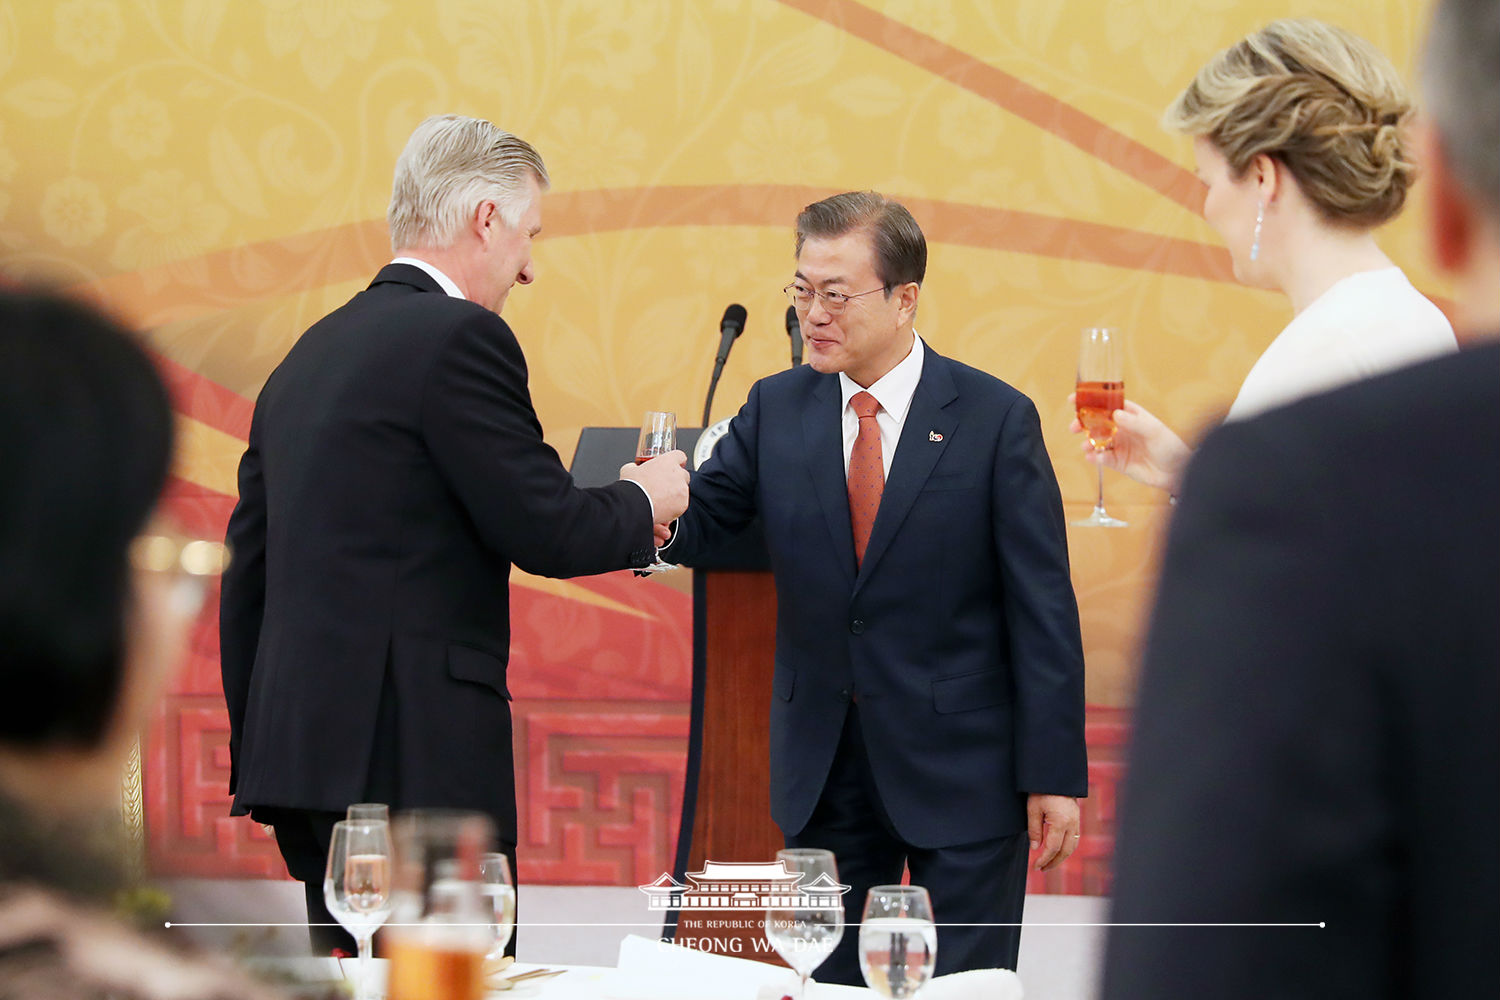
[
  {"left": 324, "top": 819, "right": 393, "bottom": 1000},
  {"left": 635, "top": 410, "right": 679, "bottom": 573},
  {"left": 859, "top": 885, "right": 937, "bottom": 999},
  {"left": 346, "top": 802, "right": 388, "bottom": 822},
  {"left": 479, "top": 852, "right": 516, "bottom": 963},
  {"left": 1072, "top": 326, "right": 1128, "bottom": 527},
  {"left": 387, "top": 811, "right": 495, "bottom": 1000},
  {"left": 765, "top": 848, "right": 845, "bottom": 999}
]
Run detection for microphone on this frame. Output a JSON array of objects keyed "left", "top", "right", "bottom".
[
  {"left": 703, "top": 304, "right": 747, "bottom": 427},
  {"left": 714, "top": 304, "right": 747, "bottom": 365},
  {"left": 785, "top": 305, "right": 802, "bottom": 367}
]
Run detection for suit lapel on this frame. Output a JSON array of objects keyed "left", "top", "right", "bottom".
[
  {"left": 854, "top": 351, "right": 958, "bottom": 589},
  {"left": 804, "top": 375, "right": 858, "bottom": 586}
]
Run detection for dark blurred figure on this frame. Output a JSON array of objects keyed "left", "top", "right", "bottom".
[
  {"left": 0, "top": 290, "right": 276, "bottom": 997},
  {"left": 1102, "top": 1, "right": 1500, "bottom": 997}
]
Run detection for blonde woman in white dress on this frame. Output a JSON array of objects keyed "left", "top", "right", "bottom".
[{"left": 1077, "top": 19, "right": 1457, "bottom": 493}]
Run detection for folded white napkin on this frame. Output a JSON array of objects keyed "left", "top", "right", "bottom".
[
  {"left": 611, "top": 934, "right": 868, "bottom": 1000},
  {"left": 919, "top": 969, "right": 1024, "bottom": 1000}
]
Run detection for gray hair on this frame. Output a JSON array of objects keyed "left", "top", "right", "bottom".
[
  {"left": 1421, "top": 0, "right": 1500, "bottom": 225},
  {"left": 387, "top": 115, "right": 550, "bottom": 251}
]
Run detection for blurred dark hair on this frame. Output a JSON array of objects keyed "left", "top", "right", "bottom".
[
  {"left": 0, "top": 289, "right": 174, "bottom": 748},
  {"left": 795, "top": 191, "right": 927, "bottom": 291}
]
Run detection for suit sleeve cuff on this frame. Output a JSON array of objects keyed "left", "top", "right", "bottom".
[{"left": 624, "top": 478, "right": 655, "bottom": 522}]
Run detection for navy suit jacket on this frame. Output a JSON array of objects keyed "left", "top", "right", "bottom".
[
  {"left": 669, "top": 342, "right": 1087, "bottom": 847},
  {"left": 1103, "top": 342, "right": 1500, "bottom": 999},
  {"left": 220, "top": 264, "right": 655, "bottom": 838}
]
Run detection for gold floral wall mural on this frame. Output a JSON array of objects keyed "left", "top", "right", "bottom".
[{"left": 0, "top": 0, "right": 1442, "bottom": 891}]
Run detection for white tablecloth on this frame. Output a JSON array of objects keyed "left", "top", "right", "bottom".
[{"left": 250, "top": 937, "right": 1022, "bottom": 1000}]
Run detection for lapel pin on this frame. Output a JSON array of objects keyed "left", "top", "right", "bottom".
[{"left": 928, "top": 431, "right": 943, "bottom": 442}]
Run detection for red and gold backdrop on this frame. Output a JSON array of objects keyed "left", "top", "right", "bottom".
[{"left": 0, "top": 0, "right": 1442, "bottom": 896}]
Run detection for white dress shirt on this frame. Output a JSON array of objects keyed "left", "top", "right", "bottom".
[{"left": 838, "top": 330, "right": 925, "bottom": 478}]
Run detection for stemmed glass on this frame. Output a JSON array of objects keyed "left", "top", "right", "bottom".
[
  {"left": 346, "top": 802, "right": 388, "bottom": 822},
  {"left": 859, "top": 885, "right": 938, "bottom": 999},
  {"left": 386, "top": 811, "right": 494, "bottom": 1000},
  {"left": 765, "top": 848, "right": 845, "bottom": 999},
  {"left": 479, "top": 852, "right": 516, "bottom": 962},
  {"left": 324, "top": 819, "right": 393, "bottom": 1000},
  {"left": 1072, "top": 326, "right": 1128, "bottom": 527},
  {"left": 635, "top": 410, "right": 678, "bottom": 573}
]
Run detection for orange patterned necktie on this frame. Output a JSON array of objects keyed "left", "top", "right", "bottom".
[{"left": 847, "top": 390, "right": 884, "bottom": 566}]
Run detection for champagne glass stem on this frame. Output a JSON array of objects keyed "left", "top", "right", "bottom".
[
  {"left": 1095, "top": 463, "right": 1107, "bottom": 515},
  {"left": 356, "top": 931, "right": 372, "bottom": 1000}
]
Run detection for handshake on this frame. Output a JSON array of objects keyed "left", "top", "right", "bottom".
[{"left": 619, "top": 451, "right": 691, "bottom": 545}]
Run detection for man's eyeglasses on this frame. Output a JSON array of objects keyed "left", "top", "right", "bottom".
[{"left": 784, "top": 281, "right": 889, "bottom": 314}]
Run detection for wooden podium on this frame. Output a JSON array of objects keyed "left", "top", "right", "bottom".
[{"left": 571, "top": 428, "right": 782, "bottom": 959}]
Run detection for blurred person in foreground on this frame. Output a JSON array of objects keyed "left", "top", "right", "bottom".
[
  {"left": 1102, "top": 0, "right": 1499, "bottom": 995},
  {"left": 0, "top": 290, "right": 275, "bottom": 998},
  {"left": 664, "top": 192, "right": 1087, "bottom": 983},
  {"left": 1072, "top": 18, "right": 1457, "bottom": 485},
  {"left": 219, "top": 114, "right": 690, "bottom": 953}
]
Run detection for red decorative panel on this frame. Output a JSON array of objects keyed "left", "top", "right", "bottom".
[
  {"left": 512, "top": 704, "right": 690, "bottom": 886},
  {"left": 504, "top": 566, "right": 694, "bottom": 886},
  {"left": 1026, "top": 705, "right": 1131, "bottom": 897},
  {"left": 143, "top": 479, "right": 1132, "bottom": 892},
  {"left": 146, "top": 481, "right": 286, "bottom": 878}
]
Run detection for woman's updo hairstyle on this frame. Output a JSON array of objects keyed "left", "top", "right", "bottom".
[{"left": 1165, "top": 19, "right": 1417, "bottom": 228}]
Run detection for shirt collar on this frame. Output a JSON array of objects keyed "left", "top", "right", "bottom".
[
  {"left": 390, "top": 257, "right": 465, "bottom": 299},
  {"left": 839, "top": 330, "right": 924, "bottom": 422}
]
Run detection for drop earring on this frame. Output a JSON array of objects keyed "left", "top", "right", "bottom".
[{"left": 1250, "top": 200, "right": 1264, "bottom": 262}]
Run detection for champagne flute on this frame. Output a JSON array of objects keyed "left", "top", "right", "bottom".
[
  {"left": 765, "top": 848, "right": 845, "bottom": 999},
  {"left": 324, "top": 819, "right": 393, "bottom": 1000},
  {"left": 859, "top": 885, "right": 937, "bottom": 999},
  {"left": 347, "top": 803, "right": 389, "bottom": 822},
  {"left": 479, "top": 852, "right": 516, "bottom": 961},
  {"left": 635, "top": 410, "right": 678, "bottom": 573},
  {"left": 1072, "top": 326, "right": 1128, "bottom": 527},
  {"left": 387, "top": 811, "right": 495, "bottom": 1000}
]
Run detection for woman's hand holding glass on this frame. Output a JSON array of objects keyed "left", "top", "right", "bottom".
[{"left": 1068, "top": 397, "right": 1192, "bottom": 494}]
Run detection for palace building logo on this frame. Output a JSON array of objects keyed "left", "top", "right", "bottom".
[{"left": 638, "top": 860, "right": 851, "bottom": 912}]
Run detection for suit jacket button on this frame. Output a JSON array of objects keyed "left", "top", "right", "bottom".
[
  {"left": 839, "top": 688, "right": 852, "bottom": 701},
  {"left": 850, "top": 619, "right": 865, "bottom": 635}
]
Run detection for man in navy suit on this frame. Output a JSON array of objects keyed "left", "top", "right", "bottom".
[
  {"left": 220, "top": 115, "right": 690, "bottom": 952},
  {"left": 667, "top": 192, "right": 1087, "bottom": 981}
]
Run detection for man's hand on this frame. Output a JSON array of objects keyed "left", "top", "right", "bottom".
[
  {"left": 620, "top": 450, "right": 690, "bottom": 523},
  {"left": 1067, "top": 395, "right": 1191, "bottom": 494},
  {"left": 1027, "top": 794, "right": 1081, "bottom": 871}
]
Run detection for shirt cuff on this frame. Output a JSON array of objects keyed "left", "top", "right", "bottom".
[{"left": 624, "top": 478, "right": 655, "bottom": 522}]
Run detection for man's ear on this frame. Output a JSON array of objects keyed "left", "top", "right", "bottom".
[
  {"left": 896, "top": 282, "right": 920, "bottom": 325},
  {"left": 472, "top": 200, "right": 499, "bottom": 244},
  {"left": 1417, "top": 120, "right": 1472, "bottom": 274}
]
